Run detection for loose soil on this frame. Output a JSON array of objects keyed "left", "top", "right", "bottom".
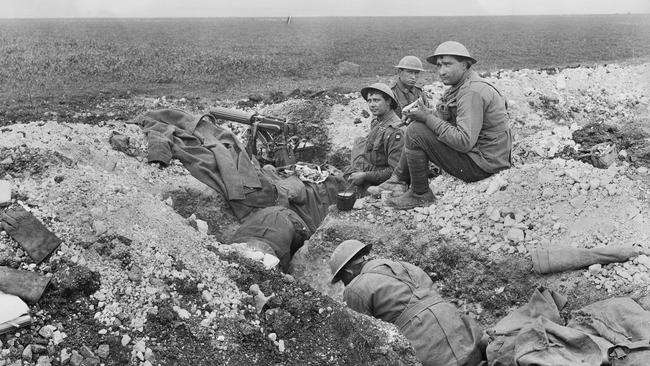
[{"left": 2, "top": 62, "right": 650, "bottom": 366}]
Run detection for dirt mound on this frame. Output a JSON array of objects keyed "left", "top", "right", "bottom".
[
  {"left": 2, "top": 62, "right": 650, "bottom": 365},
  {"left": 0, "top": 119, "right": 417, "bottom": 365}
]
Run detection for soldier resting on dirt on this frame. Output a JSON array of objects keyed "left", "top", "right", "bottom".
[
  {"left": 371, "top": 41, "right": 512, "bottom": 210},
  {"left": 330, "top": 240, "right": 487, "bottom": 366},
  {"left": 344, "top": 83, "right": 405, "bottom": 196}
]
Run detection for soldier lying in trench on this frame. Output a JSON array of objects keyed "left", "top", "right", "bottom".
[
  {"left": 330, "top": 240, "right": 486, "bottom": 366},
  {"left": 228, "top": 206, "right": 312, "bottom": 273}
]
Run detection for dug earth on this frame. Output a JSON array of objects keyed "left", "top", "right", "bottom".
[{"left": 1, "top": 62, "right": 650, "bottom": 365}]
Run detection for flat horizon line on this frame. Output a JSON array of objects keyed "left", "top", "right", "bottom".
[{"left": 1, "top": 12, "right": 648, "bottom": 20}]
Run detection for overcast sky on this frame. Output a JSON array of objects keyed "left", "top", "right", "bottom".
[{"left": 2, "top": 0, "right": 649, "bottom": 18}]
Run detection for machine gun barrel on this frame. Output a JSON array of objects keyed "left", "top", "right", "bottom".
[
  {"left": 209, "top": 107, "right": 285, "bottom": 134},
  {"left": 209, "top": 106, "right": 256, "bottom": 125}
]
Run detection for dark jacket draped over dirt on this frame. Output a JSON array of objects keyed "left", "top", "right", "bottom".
[
  {"left": 132, "top": 108, "right": 345, "bottom": 229},
  {"left": 132, "top": 108, "right": 261, "bottom": 201}
]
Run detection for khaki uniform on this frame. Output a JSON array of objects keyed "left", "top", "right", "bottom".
[
  {"left": 390, "top": 79, "right": 425, "bottom": 117},
  {"left": 344, "top": 259, "right": 485, "bottom": 366},
  {"left": 347, "top": 110, "right": 404, "bottom": 185},
  {"left": 230, "top": 206, "right": 311, "bottom": 273},
  {"left": 424, "top": 70, "right": 511, "bottom": 174}
]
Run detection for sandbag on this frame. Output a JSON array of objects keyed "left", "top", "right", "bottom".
[
  {"left": 1, "top": 206, "right": 62, "bottom": 264},
  {"left": 530, "top": 246, "right": 649, "bottom": 274},
  {"left": 0, "top": 267, "right": 50, "bottom": 303}
]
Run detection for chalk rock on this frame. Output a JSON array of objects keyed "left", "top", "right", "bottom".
[
  {"left": 262, "top": 254, "right": 280, "bottom": 270},
  {"left": 638, "top": 167, "right": 649, "bottom": 174},
  {"left": 39, "top": 325, "right": 56, "bottom": 338},
  {"left": 121, "top": 335, "right": 131, "bottom": 347},
  {"left": 506, "top": 228, "right": 525, "bottom": 243},
  {"left": 195, "top": 219, "right": 208, "bottom": 234},
  {"left": 92, "top": 220, "right": 108, "bottom": 235},
  {"left": 487, "top": 207, "right": 501, "bottom": 222},
  {"left": 637, "top": 255, "right": 650, "bottom": 269},
  {"left": 60, "top": 349, "right": 71, "bottom": 365},
  {"left": 588, "top": 264, "right": 602, "bottom": 274},
  {"left": 172, "top": 306, "right": 191, "bottom": 319},
  {"left": 96, "top": 344, "right": 110, "bottom": 359},
  {"left": 486, "top": 176, "right": 507, "bottom": 195},
  {"left": 70, "top": 351, "right": 83, "bottom": 366},
  {"left": 22, "top": 345, "right": 32, "bottom": 360}
]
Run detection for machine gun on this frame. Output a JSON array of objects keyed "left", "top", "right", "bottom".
[{"left": 209, "top": 107, "right": 298, "bottom": 167}]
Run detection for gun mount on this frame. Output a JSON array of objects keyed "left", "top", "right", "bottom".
[{"left": 209, "top": 107, "right": 299, "bottom": 167}]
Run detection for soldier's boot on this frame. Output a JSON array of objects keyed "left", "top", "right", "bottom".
[
  {"left": 385, "top": 147, "right": 434, "bottom": 210},
  {"left": 367, "top": 175, "right": 408, "bottom": 197},
  {"left": 385, "top": 189, "right": 435, "bottom": 210}
]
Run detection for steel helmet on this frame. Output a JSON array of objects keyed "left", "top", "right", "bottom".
[
  {"left": 394, "top": 55, "right": 425, "bottom": 72},
  {"left": 360, "top": 83, "right": 398, "bottom": 109},
  {"left": 426, "top": 41, "right": 477, "bottom": 65},
  {"left": 329, "top": 240, "right": 372, "bottom": 283}
]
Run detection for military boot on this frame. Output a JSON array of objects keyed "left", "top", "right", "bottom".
[
  {"left": 385, "top": 189, "right": 435, "bottom": 210},
  {"left": 367, "top": 175, "right": 408, "bottom": 197}
]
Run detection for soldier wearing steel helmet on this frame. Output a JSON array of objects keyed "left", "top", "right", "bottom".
[
  {"left": 390, "top": 55, "right": 426, "bottom": 118},
  {"left": 382, "top": 41, "right": 512, "bottom": 210},
  {"left": 330, "top": 239, "right": 486, "bottom": 366},
  {"left": 344, "top": 83, "right": 405, "bottom": 194}
]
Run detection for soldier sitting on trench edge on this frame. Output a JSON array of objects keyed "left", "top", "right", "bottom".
[
  {"left": 390, "top": 55, "right": 427, "bottom": 118},
  {"left": 344, "top": 83, "right": 405, "bottom": 196},
  {"left": 370, "top": 41, "right": 512, "bottom": 210},
  {"left": 330, "top": 239, "right": 487, "bottom": 366}
]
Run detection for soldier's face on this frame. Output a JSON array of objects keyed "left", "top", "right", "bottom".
[
  {"left": 398, "top": 69, "right": 420, "bottom": 87},
  {"left": 436, "top": 55, "right": 468, "bottom": 85},
  {"left": 366, "top": 92, "right": 391, "bottom": 117}
]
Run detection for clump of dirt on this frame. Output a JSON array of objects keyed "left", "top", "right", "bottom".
[
  {"left": 49, "top": 259, "right": 102, "bottom": 299},
  {"left": 528, "top": 94, "right": 575, "bottom": 121},
  {"left": 166, "top": 187, "right": 239, "bottom": 242},
  {"left": 0, "top": 146, "right": 76, "bottom": 178},
  {"left": 571, "top": 122, "right": 650, "bottom": 166}
]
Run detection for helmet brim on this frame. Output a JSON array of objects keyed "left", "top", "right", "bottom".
[
  {"left": 330, "top": 243, "right": 372, "bottom": 284},
  {"left": 361, "top": 86, "right": 398, "bottom": 109},
  {"left": 426, "top": 54, "right": 477, "bottom": 66},
  {"left": 394, "top": 65, "right": 425, "bottom": 72}
]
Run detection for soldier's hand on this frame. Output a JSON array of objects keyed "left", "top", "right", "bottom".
[
  {"left": 403, "top": 97, "right": 433, "bottom": 123},
  {"left": 348, "top": 172, "right": 366, "bottom": 185}
]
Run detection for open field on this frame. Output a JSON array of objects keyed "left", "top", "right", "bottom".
[{"left": 1, "top": 14, "right": 650, "bottom": 106}]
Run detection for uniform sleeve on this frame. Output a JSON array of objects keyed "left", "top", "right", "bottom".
[
  {"left": 363, "top": 129, "right": 403, "bottom": 185},
  {"left": 344, "top": 286, "right": 373, "bottom": 316},
  {"left": 425, "top": 90, "right": 484, "bottom": 153}
]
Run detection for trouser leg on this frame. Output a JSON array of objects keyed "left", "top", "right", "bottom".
[
  {"left": 405, "top": 147, "right": 430, "bottom": 194},
  {"left": 405, "top": 123, "right": 491, "bottom": 183}
]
